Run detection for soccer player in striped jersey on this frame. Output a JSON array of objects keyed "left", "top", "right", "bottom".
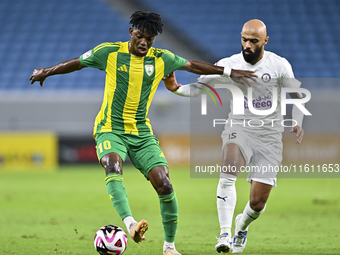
[{"left": 29, "top": 11, "right": 256, "bottom": 255}]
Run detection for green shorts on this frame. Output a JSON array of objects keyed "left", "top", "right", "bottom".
[{"left": 95, "top": 132, "right": 168, "bottom": 179}]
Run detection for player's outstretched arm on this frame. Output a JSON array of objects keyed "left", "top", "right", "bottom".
[
  {"left": 179, "top": 60, "right": 257, "bottom": 86},
  {"left": 29, "top": 58, "right": 84, "bottom": 87},
  {"left": 179, "top": 60, "right": 225, "bottom": 75}
]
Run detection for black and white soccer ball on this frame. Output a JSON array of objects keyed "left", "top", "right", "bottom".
[{"left": 94, "top": 225, "right": 128, "bottom": 255}]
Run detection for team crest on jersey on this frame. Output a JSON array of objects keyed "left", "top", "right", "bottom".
[
  {"left": 82, "top": 50, "right": 92, "bottom": 60},
  {"left": 261, "top": 73, "right": 271, "bottom": 83},
  {"left": 145, "top": 65, "right": 154, "bottom": 76}
]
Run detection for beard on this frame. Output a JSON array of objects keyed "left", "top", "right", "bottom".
[{"left": 242, "top": 46, "right": 262, "bottom": 64}]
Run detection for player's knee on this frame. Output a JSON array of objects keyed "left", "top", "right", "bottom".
[
  {"left": 101, "top": 153, "right": 123, "bottom": 175},
  {"left": 103, "top": 162, "right": 121, "bottom": 175},
  {"left": 155, "top": 180, "right": 173, "bottom": 195},
  {"left": 149, "top": 166, "right": 173, "bottom": 195},
  {"left": 249, "top": 198, "right": 266, "bottom": 212}
]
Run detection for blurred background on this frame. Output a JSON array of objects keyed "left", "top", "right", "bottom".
[{"left": 0, "top": 0, "right": 339, "bottom": 170}]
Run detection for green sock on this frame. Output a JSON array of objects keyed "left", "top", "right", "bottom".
[
  {"left": 105, "top": 173, "right": 132, "bottom": 220},
  {"left": 159, "top": 191, "right": 179, "bottom": 242}
]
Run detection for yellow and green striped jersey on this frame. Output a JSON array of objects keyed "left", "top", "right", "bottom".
[{"left": 79, "top": 41, "right": 186, "bottom": 137}]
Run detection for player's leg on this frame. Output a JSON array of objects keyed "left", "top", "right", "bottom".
[
  {"left": 216, "top": 143, "right": 245, "bottom": 253},
  {"left": 233, "top": 181, "right": 272, "bottom": 254},
  {"left": 233, "top": 132, "right": 280, "bottom": 253},
  {"left": 237, "top": 180, "right": 272, "bottom": 229},
  {"left": 148, "top": 166, "right": 181, "bottom": 255},
  {"left": 96, "top": 133, "right": 147, "bottom": 243},
  {"left": 101, "top": 152, "right": 131, "bottom": 220},
  {"left": 129, "top": 134, "right": 180, "bottom": 255},
  {"left": 217, "top": 129, "right": 252, "bottom": 253}
]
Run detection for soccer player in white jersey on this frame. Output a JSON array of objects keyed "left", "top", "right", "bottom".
[{"left": 163, "top": 19, "right": 305, "bottom": 253}]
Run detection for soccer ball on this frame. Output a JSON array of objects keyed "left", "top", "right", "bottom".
[{"left": 94, "top": 225, "right": 128, "bottom": 255}]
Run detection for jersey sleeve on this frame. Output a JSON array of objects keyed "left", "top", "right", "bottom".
[
  {"left": 280, "top": 58, "right": 301, "bottom": 88},
  {"left": 79, "top": 42, "right": 119, "bottom": 71},
  {"left": 160, "top": 50, "right": 186, "bottom": 76}
]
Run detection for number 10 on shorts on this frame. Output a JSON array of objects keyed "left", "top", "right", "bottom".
[{"left": 97, "top": 140, "right": 112, "bottom": 154}]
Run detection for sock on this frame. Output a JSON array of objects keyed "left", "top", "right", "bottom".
[
  {"left": 237, "top": 201, "right": 266, "bottom": 231},
  {"left": 163, "top": 241, "right": 175, "bottom": 251},
  {"left": 105, "top": 173, "right": 132, "bottom": 220},
  {"left": 123, "top": 216, "right": 136, "bottom": 234},
  {"left": 159, "top": 191, "right": 178, "bottom": 243},
  {"left": 217, "top": 174, "right": 237, "bottom": 236}
]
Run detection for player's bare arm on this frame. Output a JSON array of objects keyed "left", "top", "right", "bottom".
[
  {"left": 289, "top": 92, "right": 305, "bottom": 144},
  {"left": 180, "top": 60, "right": 258, "bottom": 87},
  {"left": 179, "top": 59, "right": 224, "bottom": 74},
  {"left": 29, "top": 58, "right": 84, "bottom": 87}
]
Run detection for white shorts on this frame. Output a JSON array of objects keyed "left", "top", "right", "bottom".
[{"left": 221, "top": 128, "right": 283, "bottom": 187}]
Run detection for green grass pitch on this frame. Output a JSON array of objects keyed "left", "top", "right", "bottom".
[{"left": 0, "top": 165, "right": 339, "bottom": 254}]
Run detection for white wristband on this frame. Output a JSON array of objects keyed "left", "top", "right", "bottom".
[{"left": 223, "top": 67, "right": 231, "bottom": 77}]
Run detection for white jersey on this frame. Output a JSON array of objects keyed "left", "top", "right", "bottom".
[{"left": 198, "top": 50, "right": 301, "bottom": 134}]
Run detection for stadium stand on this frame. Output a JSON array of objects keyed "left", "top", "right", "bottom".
[
  {"left": 0, "top": 0, "right": 198, "bottom": 93},
  {"left": 0, "top": 0, "right": 128, "bottom": 92},
  {"left": 0, "top": 0, "right": 339, "bottom": 93},
  {"left": 140, "top": 0, "right": 340, "bottom": 80}
]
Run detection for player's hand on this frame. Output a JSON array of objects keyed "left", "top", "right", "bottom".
[
  {"left": 290, "top": 125, "right": 304, "bottom": 144},
  {"left": 230, "top": 69, "right": 258, "bottom": 87},
  {"left": 162, "top": 71, "right": 182, "bottom": 92},
  {"left": 29, "top": 68, "right": 47, "bottom": 87}
]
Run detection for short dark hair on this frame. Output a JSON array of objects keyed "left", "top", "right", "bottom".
[{"left": 129, "top": 11, "right": 164, "bottom": 36}]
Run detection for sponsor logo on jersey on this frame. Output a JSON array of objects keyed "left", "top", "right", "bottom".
[
  {"left": 244, "top": 95, "right": 272, "bottom": 109},
  {"left": 82, "top": 50, "right": 92, "bottom": 60},
  {"left": 261, "top": 73, "right": 271, "bottom": 83},
  {"left": 145, "top": 65, "right": 154, "bottom": 76}
]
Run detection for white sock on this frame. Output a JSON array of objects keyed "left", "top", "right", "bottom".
[
  {"left": 217, "top": 174, "right": 237, "bottom": 236},
  {"left": 237, "top": 201, "right": 266, "bottom": 231},
  {"left": 123, "top": 216, "right": 136, "bottom": 234},
  {"left": 163, "top": 241, "right": 175, "bottom": 251}
]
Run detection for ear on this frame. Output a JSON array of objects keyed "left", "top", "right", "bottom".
[
  {"left": 264, "top": 36, "right": 269, "bottom": 45},
  {"left": 129, "top": 27, "right": 133, "bottom": 37}
]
